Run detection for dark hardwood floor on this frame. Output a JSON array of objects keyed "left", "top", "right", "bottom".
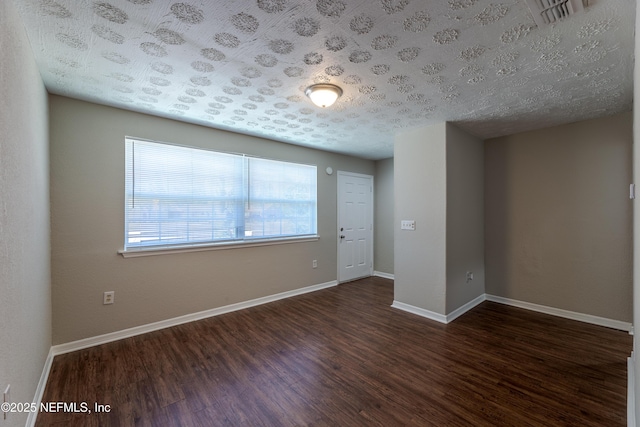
[{"left": 36, "top": 277, "right": 632, "bottom": 426}]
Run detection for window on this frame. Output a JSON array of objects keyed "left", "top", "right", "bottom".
[{"left": 124, "top": 138, "right": 317, "bottom": 252}]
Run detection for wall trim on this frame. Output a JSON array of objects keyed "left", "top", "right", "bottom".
[
  {"left": 391, "top": 300, "right": 447, "bottom": 323},
  {"left": 51, "top": 280, "right": 338, "bottom": 356},
  {"left": 391, "top": 294, "right": 486, "bottom": 324},
  {"left": 446, "top": 294, "right": 487, "bottom": 323},
  {"left": 26, "top": 348, "right": 55, "bottom": 427},
  {"left": 391, "top": 294, "right": 632, "bottom": 332},
  {"left": 486, "top": 294, "right": 633, "bottom": 332},
  {"left": 373, "top": 271, "right": 394, "bottom": 280}
]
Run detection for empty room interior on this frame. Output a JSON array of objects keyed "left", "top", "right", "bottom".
[{"left": 2, "top": 0, "right": 640, "bottom": 425}]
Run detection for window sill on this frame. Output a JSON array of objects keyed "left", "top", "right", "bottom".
[{"left": 118, "top": 235, "right": 320, "bottom": 258}]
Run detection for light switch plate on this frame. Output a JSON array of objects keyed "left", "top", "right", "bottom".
[{"left": 400, "top": 220, "right": 415, "bottom": 230}]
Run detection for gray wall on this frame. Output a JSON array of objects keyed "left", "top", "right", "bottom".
[
  {"left": 0, "top": 1, "right": 51, "bottom": 425},
  {"left": 445, "top": 123, "right": 485, "bottom": 313},
  {"left": 374, "top": 158, "right": 394, "bottom": 275},
  {"left": 50, "top": 95, "right": 376, "bottom": 344},
  {"left": 394, "top": 123, "right": 448, "bottom": 314},
  {"left": 393, "top": 123, "right": 484, "bottom": 316},
  {"left": 485, "top": 112, "right": 633, "bottom": 322}
]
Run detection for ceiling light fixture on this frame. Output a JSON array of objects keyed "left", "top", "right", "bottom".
[{"left": 305, "top": 84, "right": 343, "bottom": 108}]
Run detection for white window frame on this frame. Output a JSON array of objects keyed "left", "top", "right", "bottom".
[{"left": 119, "top": 138, "right": 319, "bottom": 258}]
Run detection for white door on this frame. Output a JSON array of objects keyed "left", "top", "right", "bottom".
[{"left": 338, "top": 171, "right": 373, "bottom": 282}]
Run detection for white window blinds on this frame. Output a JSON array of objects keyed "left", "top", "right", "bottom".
[{"left": 124, "top": 138, "right": 317, "bottom": 250}]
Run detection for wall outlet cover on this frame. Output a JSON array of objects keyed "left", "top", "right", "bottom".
[{"left": 400, "top": 220, "right": 416, "bottom": 230}]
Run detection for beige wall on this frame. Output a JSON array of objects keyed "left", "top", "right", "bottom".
[
  {"left": 445, "top": 123, "right": 485, "bottom": 313},
  {"left": 485, "top": 112, "right": 633, "bottom": 322},
  {"left": 374, "top": 158, "right": 394, "bottom": 275},
  {"left": 49, "top": 95, "right": 375, "bottom": 344},
  {"left": 0, "top": 1, "right": 51, "bottom": 426},
  {"left": 394, "top": 123, "right": 448, "bottom": 314}
]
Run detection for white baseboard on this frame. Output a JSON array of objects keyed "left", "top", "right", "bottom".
[
  {"left": 391, "top": 293, "right": 632, "bottom": 332},
  {"left": 391, "top": 300, "right": 447, "bottom": 323},
  {"left": 629, "top": 352, "right": 636, "bottom": 427},
  {"left": 391, "top": 294, "right": 486, "bottom": 324},
  {"left": 446, "top": 294, "right": 487, "bottom": 323},
  {"left": 486, "top": 294, "right": 633, "bottom": 332},
  {"left": 373, "top": 271, "right": 395, "bottom": 280},
  {"left": 52, "top": 280, "right": 338, "bottom": 356},
  {"left": 26, "top": 348, "right": 55, "bottom": 427}
]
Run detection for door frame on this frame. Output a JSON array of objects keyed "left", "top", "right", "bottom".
[{"left": 337, "top": 171, "right": 374, "bottom": 283}]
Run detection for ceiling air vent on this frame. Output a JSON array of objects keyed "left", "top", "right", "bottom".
[{"left": 525, "top": 0, "right": 584, "bottom": 26}]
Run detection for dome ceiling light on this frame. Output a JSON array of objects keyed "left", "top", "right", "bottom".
[{"left": 305, "top": 84, "right": 343, "bottom": 108}]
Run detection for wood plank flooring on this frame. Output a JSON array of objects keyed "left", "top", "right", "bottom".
[{"left": 36, "top": 277, "right": 632, "bottom": 426}]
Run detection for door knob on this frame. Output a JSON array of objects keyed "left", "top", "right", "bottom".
[{"left": 340, "top": 235, "right": 345, "bottom": 239}]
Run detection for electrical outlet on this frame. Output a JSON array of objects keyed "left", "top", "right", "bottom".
[
  {"left": 466, "top": 272, "right": 474, "bottom": 283},
  {"left": 312, "top": 260, "right": 317, "bottom": 269},
  {"left": 103, "top": 291, "right": 114, "bottom": 305},
  {"left": 3, "top": 384, "right": 10, "bottom": 420}
]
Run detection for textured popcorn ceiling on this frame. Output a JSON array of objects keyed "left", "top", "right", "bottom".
[{"left": 14, "top": 0, "right": 635, "bottom": 159}]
